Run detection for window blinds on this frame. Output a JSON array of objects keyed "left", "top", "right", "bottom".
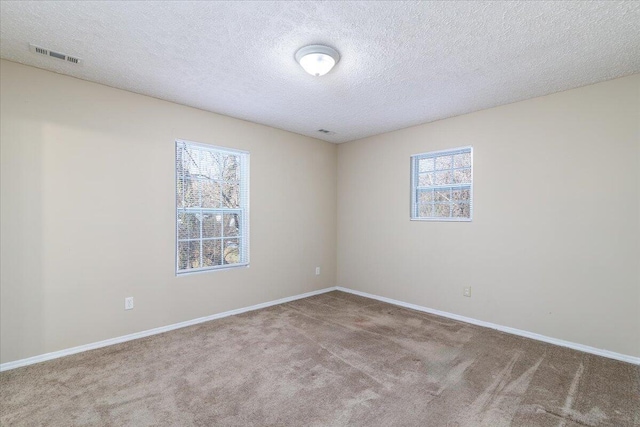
[{"left": 176, "top": 140, "right": 249, "bottom": 273}]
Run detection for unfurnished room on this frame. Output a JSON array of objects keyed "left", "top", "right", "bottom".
[{"left": 0, "top": 1, "right": 639, "bottom": 426}]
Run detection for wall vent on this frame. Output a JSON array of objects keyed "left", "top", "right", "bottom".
[{"left": 29, "top": 43, "right": 82, "bottom": 65}]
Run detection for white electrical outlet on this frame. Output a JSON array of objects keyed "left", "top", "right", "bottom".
[
  {"left": 463, "top": 287, "right": 471, "bottom": 297},
  {"left": 315, "top": 267, "right": 321, "bottom": 275},
  {"left": 125, "top": 297, "right": 134, "bottom": 310}
]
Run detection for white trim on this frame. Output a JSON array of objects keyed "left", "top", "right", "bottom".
[
  {"left": 175, "top": 139, "right": 250, "bottom": 275},
  {"left": 410, "top": 217, "right": 472, "bottom": 222},
  {"left": 410, "top": 146, "right": 473, "bottom": 222},
  {"left": 410, "top": 145, "right": 473, "bottom": 158},
  {"left": 0, "top": 286, "right": 338, "bottom": 372},
  {"left": 3, "top": 285, "right": 637, "bottom": 371},
  {"left": 336, "top": 287, "right": 640, "bottom": 365},
  {"left": 175, "top": 139, "right": 249, "bottom": 155}
]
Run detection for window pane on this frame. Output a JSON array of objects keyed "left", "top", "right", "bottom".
[
  {"left": 223, "top": 239, "right": 240, "bottom": 264},
  {"left": 176, "top": 180, "right": 186, "bottom": 208},
  {"left": 178, "top": 240, "right": 201, "bottom": 270},
  {"left": 454, "top": 168, "right": 472, "bottom": 184},
  {"left": 418, "top": 173, "right": 433, "bottom": 186},
  {"left": 452, "top": 188, "right": 470, "bottom": 201},
  {"left": 454, "top": 152, "right": 471, "bottom": 168},
  {"left": 182, "top": 179, "right": 200, "bottom": 207},
  {"left": 434, "top": 171, "right": 453, "bottom": 185},
  {"left": 418, "top": 203, "right": 434, "bottom": 217},
  {"left": 178, "top": 212, "right": 200, "bottom": 239},
  {"left": 201, "top": 181, "right": 221, "bottom": 208},
  {"left": 176, "top": 145, "right": 187, "bottom": 177},
  {"left": 435, "top": 155, "right": 452, "bottom": 170},
  {"left": 184, "top": 148, "right": 201, "bottom": 176},
  {"left": 222, "top": 154, "right": 240, "bottom": 181},
  {"left": 418, "top": 189, "right": 434, "bottom": 203},
  {"left": 200, "top": 151, "right": 222, "bottom": 180},
  {"left": 434, "top": 203, "right": 451, "bottom": 217},
  {"left": 202, "top": 213, "right": 222, "bottom": 238},
  {"left": 203, "top": 239, "right": 222, "bottom": 267},
  {"left": 419, "top": 158, "right": 434, "bottom": 172},
  {"left": 222, "top": 183, "right": 239, "bottom": 208},
  {"left": 454, "top": 202, "right": 470, "bottom": 218},
  {"left": 188, "top": 241, "right": 201, "bottom": 268},
  {"left": 223, "top": 213, "right": 240, "bottom": 237},
  {"left": 434, "top": 188, "right": 450, "bottom": 202},
  {"left": 452, "top": 202, "right": 471, "bottom": 218},
  {"left": 177, "top": 241, "right": 189, "bottom": 270}
]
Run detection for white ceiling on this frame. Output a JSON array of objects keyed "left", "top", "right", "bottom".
[{"left": 1, "top": 1, "right": 639, "bottom": 143}]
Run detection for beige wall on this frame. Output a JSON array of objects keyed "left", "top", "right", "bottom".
[
  {"left": 2, "top": 59, "right": 638, "bottom": 365},
  {"left": 0, "top": 60, "right": 337, "bottom": 364},
  {"left": 337, "top": 75, "right": 640, "bottom": 358}
]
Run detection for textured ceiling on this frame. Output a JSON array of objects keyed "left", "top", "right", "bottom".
[{"left": 1, "top": 1, "right": 639, "bottom": 143}]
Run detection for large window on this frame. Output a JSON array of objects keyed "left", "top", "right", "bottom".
[
  {"left": 411, "top": 147, "right": 473, "bottom": 221},
  {"left": 176, "top": 140, "right": 249, "bottom": 273}
]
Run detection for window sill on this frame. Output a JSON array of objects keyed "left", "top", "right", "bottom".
[
  {"left": 410, "top": 217, "right": 472, "bottom": 222},
  {"left": 176, "top": 263, "right": 250, "bottom": 276}
]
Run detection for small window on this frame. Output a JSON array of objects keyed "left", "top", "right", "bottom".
[
  {"left": 411, "top": 147, "right": 473, "bottom": 221},
  {"left": 176, "top": 140, "right": 249, "bottom": 273}
]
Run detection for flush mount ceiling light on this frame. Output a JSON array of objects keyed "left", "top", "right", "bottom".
[{"left": 295, "top": 45, "right": 340, "bottom": 77}]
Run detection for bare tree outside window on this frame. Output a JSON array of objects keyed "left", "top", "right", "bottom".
[
  {"left": 176, "top": 141, "right": 249, "bottom": 273},
  {"left": 411, "top": 147, "right": 473, "bottom": 221}
]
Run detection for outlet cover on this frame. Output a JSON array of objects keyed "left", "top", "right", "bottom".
[
  {"left": 125, "top": 297, "right": 134, "bottom": 310},
  {"left": 463, "top": 287, "right": 471, "bottom": 297},
  {"left": 315, "top": 267, "right": 321, "bottom": 275}
]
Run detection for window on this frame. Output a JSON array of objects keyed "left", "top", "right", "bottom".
[
  {"left": 176, "top": 140, "right": 249, "bottom": 273},
  {"left": 411, "top": 147, "right": 473, "bottom": 221}
]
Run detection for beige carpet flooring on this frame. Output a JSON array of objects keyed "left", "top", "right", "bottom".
[{"left": 1, "top": 291, "right": 638, "bottom": 426}]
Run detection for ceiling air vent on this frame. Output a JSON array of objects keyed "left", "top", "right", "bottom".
[
  {"left": 29, "top": 43, "right": 82, "bottom": 65},
  {"left": 318, "top": 129, "right": 335, "bottom": 135}
]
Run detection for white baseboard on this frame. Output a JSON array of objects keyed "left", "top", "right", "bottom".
[
  {"left": 337, "top": 287, "right": 640, "bottom": 365},
  {"left": 3, "top": 285, "right": 637, "bottom": 371},
  {"left": 0, "top": 286, "right": 338, "bottom": 372}
]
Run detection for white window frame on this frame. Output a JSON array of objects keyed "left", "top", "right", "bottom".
[
  {"left": 175, "top": 139, "right": 250, "bottom": 275},
  {"left": 410, "top": 146, "right": 473, "bottom": 222}
]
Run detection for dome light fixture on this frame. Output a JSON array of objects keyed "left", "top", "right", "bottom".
[{"left": 295, "top": 45, "right": 340, "bottom": 77}]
